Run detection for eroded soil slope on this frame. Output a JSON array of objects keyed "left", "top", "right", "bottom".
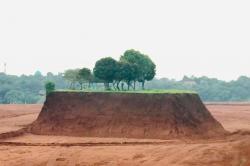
[
  {"left": 30, "top": 92, "right": 226, "bottom": 139},
  {"left": 0, "top": 104, "right": 250, "bottom": 165}
]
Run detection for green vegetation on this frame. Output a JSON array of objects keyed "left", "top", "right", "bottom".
[
  {"left": 0, "top": 49, "right": 250, "bottom": 103},
  {"left": 1, "top": 72, "right": 250, "bottom": 103},
  {"left": 45, "top": 81, "right": 55, "bottom": 96},
  {"left": 93, "top": 57, "right": 117, "bottom": 90},
  {"left": 120, "top": 49, "right": 156, "bottom": 90},
  {"left": 93, "top": 49, "right": 156, "bottom": 90},
  {"left": 62, "top": 49, "right": 156, "bottom": 91},
  {"left": 55, "top": 89, "right": 196, "bottom": 94}
]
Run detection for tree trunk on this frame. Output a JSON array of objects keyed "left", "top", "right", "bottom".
[
  {"left": 116, "top": 81, "right": 120, "bottom": 91},
  {"left": 133, "top": 81, "right": 136, "bottom": 90},
  {"left": 112, "top": 82, "right": 116, "bottom": 90},
  {"left": 121, "top": 82, "right": 124, "bottom": 91},
  {"left": 142, "top": 81, "right": 145, "bottom": 90},
  {"left": 127, "top": 81, "right": 131, "bottom": 90},
  {"left": 107, "top": 83, "right": 110, "bottom": 90},
  {"left": 70, "top": 82, "right": 73, "bottom": 89},
  {"left": 80, "top": 83, "right": 83, "bottom": 90},
  {"left": 104, "top": 82, "right": 110, "bottom": 90},
  {"left": 88, "top": 81, "right": 91, "bottom": 89}
]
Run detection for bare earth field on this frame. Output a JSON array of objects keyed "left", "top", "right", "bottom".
[{"left": 1, "top": 104, "right": 250, "bottom": 166}]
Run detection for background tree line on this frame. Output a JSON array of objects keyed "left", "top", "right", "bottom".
[
  {"left": 1, "top": 48, "right": 250, "bottom": 103},
  {"left": 1, "top": 72, "right": 250, "bottom": 103}
]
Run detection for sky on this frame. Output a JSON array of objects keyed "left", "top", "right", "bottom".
[{"left": 0, "top": 0, "right": 250, "bottom": 81}]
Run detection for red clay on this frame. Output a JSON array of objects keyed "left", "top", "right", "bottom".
[
  {"left": 30, "top": 92, "right": 226, "bottom": 139},
  {"left": 0, "top": 104, "right": 250, "bottom": 165}
]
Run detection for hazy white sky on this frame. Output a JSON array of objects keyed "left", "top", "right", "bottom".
[{"left": 0, "top": 0, "right": 249, "bottom": 81}]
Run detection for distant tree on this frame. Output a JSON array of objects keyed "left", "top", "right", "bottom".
[
  {"left": 4, "top": 90, "right": 24, "bottom": 104},
  {"left": 120, "top": 49, "right": 156, "bottom": 89},
  {"left": 46, "top": 72, "right": 54, "bottom": 78},
  {"left": 45, "top": 81, "right": 55, "bottom": 96},
  {"left": 93, "top": 57, "right": 118, "bottom": 90},
  {"left": 63, "top": 69, "right": 79, "bottom": 89},
  {"left": 34, "top": 70, "right": 43, "bottom": 79},
  {"left": 77, "top": 68, "right": 91, "bottom": 90}
]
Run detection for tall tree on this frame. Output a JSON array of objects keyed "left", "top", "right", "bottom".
[
  {"left": 114, "top": 62, "right": 137, "bottom": 90},
  {"left": 93, "top": 57, "right": 118, "bottom": 90},
  {"left": 63, "top": 69, "right": 79, "bottom": 89},
  {"left": 77, "top": 68, "right": 91, "bottom": 90},
  {"left": 45, "top": 81, "right": 55, "bottom": 96},
  {"left": 120, "top": 49, "right": 156, "bottom": 89}
]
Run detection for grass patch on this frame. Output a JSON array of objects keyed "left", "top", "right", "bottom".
[{"left": 55, "top": 89, "right": 197, "bottom": 94}]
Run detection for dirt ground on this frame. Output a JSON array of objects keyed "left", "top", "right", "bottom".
[{"left": 0, "top": 104, "right": 250, "bottom": 166}]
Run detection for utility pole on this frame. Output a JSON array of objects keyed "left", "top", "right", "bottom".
[{"left": 4, "top": 63, "right": 6, "bottom": 74}]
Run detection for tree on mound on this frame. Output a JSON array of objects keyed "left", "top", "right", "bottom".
[
  {"left": 77, "top": 68, "right": 92, "bottom": 90},
  {"left": 114, "top": 61, "right": 138, "bottom": 90},
  {"left": 63, "top": 69, "right": 79, "bottom": 89},
  {"left": 45, "top": 81, "right": 55, "bottom": 96},
  {"left": 93, "top": 57, "right": 118, "bottom": 90},
  {"left": 64, "top": 49, "right": 156, "bottom": 91},
  {"left": 120, "top": 49, "right": 156, "bottom": 89}
]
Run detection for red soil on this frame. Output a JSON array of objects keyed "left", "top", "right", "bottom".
[
  {"left": 0, "top": 104, "right": 41, "bottom": 134},
  {"left": 0, "top": 104, "right": 250, "bottom": 165},
  {"left": 30, "top": 92, "right": 226, "bottom": 139}
]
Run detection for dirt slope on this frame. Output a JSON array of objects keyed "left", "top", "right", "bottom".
[{"left": 30, "top": 92, "right": 226, "bottom": 139}]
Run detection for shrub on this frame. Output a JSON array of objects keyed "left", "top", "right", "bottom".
[{"left": 45, "top": 81, "right": 55, "bottom": 95}]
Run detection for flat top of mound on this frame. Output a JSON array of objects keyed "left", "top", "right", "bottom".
[{"left": 55, "top": 89, "right": 197, "bottom": 94}]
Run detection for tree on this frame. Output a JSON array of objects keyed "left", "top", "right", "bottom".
[
  {"left": 4, "top": 90, "right": 24, "bottom": 104},
  {"left": 63, "top": 69, "right": 79, "bottom": 89},
  {"left": 140, "top": 55, "right": 156, "bottom": 89},
  {"left": 77, "top": 68, "right": 91, "bottom": 90},
  {"left": 114, "top": 62, "right": 137, "bottom": 90},
  {"left": 93, "top": 57, "right": 118, "bottom": 90},
  {"left": 45, "top": 81, "right": 55, "bottom": 96},
  {"left": 120, "top": 49, "right": 156, "bottom": 89}
]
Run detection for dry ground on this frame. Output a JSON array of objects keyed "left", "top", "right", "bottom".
[{"left": 0, "top": 104, "right": 250, "bottom": 166}]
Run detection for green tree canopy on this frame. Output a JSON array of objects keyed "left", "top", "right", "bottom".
[
  {"left": 63, "top": 69, "right": 79, "bottom": 89},
  {"left": 4, "top": 90, "right": 24, "bottom": 104},
  {"left": 77, "top": 68, "right": 91, "bottom": 89},
  {"left": 115, "top": 62, "right": 137, "bottom": 90},
  {"left": 93, "top": 57, "right": 118, "bottom": 89},
  {"left": 120, "top": 49, "right": 156, "bottom": 89},
  {"left": 45, "top": 81, "right": 55, "bottom": 96}
]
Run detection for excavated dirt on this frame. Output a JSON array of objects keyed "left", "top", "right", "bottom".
[
  {"left": 29, "top": 92, "right": 227, "bottom": 139},
  {"left": 1, "top": 104, "right": 250, "bottom": 165}
]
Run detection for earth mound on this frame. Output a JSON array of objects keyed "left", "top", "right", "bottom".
[{"left": 29, "top": 92, "right": 227, "bottom": 139}]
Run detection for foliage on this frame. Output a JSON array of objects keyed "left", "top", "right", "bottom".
[
  {"left": 55, "top": 89, "right": 197, "bottom": 94},
  {"left": 1, "top": 71, "right": 250, "bottom": 103},
  {"left": 77, "top": 68, "right": 92, "bottom": 90},
  {"left": 120, "top": 49, "right": 156, "bottom": 89},
  {"left": 0, "top": 72, "right": 67, "bottom": 104},
  {"left": 63, "top": 69, "right": 79, "bottom": 89},
  {"left": 93, "top": 57, "right": 118, "bottom": 89},
  {"left": 45, "top": 81, "right": 55, "bottom": 95},
  {"left": 115, "top": 62, "right": 137, "bottom": 90},
  {"left": 4, "top": 90, "right": 24, "bottom": 104},
  {"left": 146, "top": 76, "right": 250, "bottom": 101}
]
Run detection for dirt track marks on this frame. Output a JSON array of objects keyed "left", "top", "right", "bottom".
[{"left": 0, "top": 141, "right": 169, "bottom": 147}]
